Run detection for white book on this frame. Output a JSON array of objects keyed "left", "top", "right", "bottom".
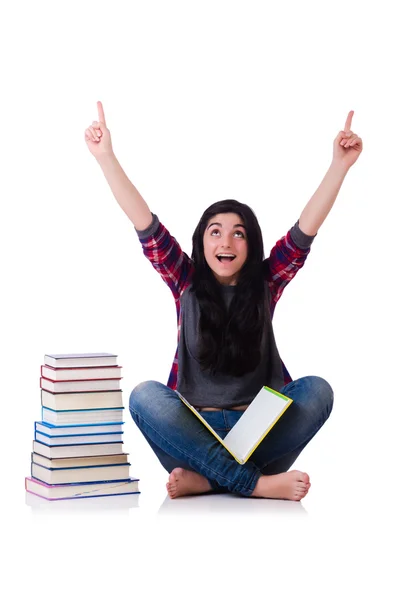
[
  {"left": 41, "top": 365, "right": 122, "bottom": 381},
  {"left": 42, "top": 407, "right": 124, "bottom": 425},
  {"left": 31, "top": 452, "right": 130, "bottom": 469},
  {"left": 31, "top": 462, "right": 131, "bottom": 485},
  {"left": 33, "top": 440, "right": 124, "bottom": 458},
  {"left": 25, "top": 477, "right": 139, "bottom": 500},
  {"left": 44, "top": 353, "right": 118, "bottom": 368},
  {"left": 40, "top": 377, "right": 122, "bottom": 393},
  {"left": 176, "top": 386, "right": 293, "bottom": 464},
  {"left": 41, "top": 389, "right": 123, "bottom": 411}
]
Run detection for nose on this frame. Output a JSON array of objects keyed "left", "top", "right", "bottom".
[{"left": 221, "top": 234, "right": 235, "bottom": 248}]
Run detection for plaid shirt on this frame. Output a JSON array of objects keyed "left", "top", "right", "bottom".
[{"left": 137, "top": 215, "right": 314, "bottom": 390}]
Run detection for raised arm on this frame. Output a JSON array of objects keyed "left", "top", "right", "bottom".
[
  {"left": 298, "top": 110, "right": 363, "bottom": 236},
  {"left": 85, "top": 101, "right": 153, "bottom": 231}
]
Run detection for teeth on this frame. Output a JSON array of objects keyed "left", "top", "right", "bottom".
[{"left": 217, "top": 254, "right": 236, "bottom": 257}]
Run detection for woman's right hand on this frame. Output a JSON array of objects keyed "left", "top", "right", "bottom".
[{"left": 84, "top": 101, "right": 114, "bottom": 159}]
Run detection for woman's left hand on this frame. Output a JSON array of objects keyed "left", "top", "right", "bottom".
[{"left": 332, "top": 110, "right": 363, "bottom": 170}]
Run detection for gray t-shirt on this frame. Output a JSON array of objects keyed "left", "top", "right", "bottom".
[{"left": 176, "top": 280, "right": 286, "bottom": 408}]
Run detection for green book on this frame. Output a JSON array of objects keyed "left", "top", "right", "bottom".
[{"left": 176, "top": 386, "right": 293, "bottom": 464}]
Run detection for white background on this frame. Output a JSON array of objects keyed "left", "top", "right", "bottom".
[{"left": 1, "top": 1, "right": 396, "bottom": 597}]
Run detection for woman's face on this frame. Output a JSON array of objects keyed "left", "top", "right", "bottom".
[{"left": 203, "top": 212, "right": 248, "bottom": 285}]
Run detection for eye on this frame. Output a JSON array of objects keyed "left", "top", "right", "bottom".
[{"left": 210, "top": 229, "right": 245, "bottom": 238}]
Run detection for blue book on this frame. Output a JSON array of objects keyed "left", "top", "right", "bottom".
[
  {"left": 35, "top": 421, "right": 124, "bottom": 436},
  {"left": 34, "top": 430, "right": 123, "bottom": 446}
]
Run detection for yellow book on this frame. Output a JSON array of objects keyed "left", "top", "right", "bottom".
[{"left": 176, "top": 386, "right": 293, "bottom": 464}]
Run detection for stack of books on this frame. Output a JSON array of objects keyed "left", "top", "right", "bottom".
[{"left": 25, "top": 353, "right": 140, "bottom": 501}]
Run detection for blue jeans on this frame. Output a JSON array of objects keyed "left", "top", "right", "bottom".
[{"left": 129, "top": 376, "right": 333, "bottom": 497}]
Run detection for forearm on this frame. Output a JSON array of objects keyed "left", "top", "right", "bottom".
[
  {"left": 298, "top": 162, "right": 349, "bottom": 236},
  {"left": 96, "top": 153, "right": 153, "bottom": 231}
]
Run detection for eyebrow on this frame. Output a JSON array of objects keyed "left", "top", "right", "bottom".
[{"left": 207, "top": 222, "right": 246, "bottom": 230}]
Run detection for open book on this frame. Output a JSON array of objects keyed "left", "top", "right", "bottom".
[{"left": 176, "top": 386, "right": 293, "bottom": 464}]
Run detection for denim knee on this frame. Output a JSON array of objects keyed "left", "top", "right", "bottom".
[
  {"left": 284, "top": 375, "right": 334, "bottom": 423},
  {"left": 309, "top": 375, "right": 334, "bottom": 419},
  {"left": 129, "top": 380, "right": 159, "bottom": 416}
]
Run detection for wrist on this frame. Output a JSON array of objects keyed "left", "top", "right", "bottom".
[
  {"left": 96, "top": 151, "right": 117, "bottom": 169},
  {"left": 329, "top": 160, "right": 349, "bottom": 178}
]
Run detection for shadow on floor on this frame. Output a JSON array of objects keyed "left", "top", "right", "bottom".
[{"left": 157, "top": 491, "right": 308, "bottom": 517}]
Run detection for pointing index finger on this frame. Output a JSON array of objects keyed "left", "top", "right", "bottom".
[
  {"left": 97, "top": 101, "right": 106, "bottom": 126},
  {"left": 344, "top": 110, "right": 354, "bottom": 132}
]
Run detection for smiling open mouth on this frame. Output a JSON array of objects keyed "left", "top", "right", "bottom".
[{"left": 216, "top": 254, "right": 236, "bottom": 262}]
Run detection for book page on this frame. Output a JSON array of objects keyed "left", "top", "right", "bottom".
[{"left": 223, "top": 387, "right": 292, "bottom": 462}]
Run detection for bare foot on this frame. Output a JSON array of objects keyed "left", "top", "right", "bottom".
[
  {"left": 166, "top": 467, "right": 212, "bottom": 499},
  {"left": 252, "top": 470, "right": 311, "bottom": 501}
]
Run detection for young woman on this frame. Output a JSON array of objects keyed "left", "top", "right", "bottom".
[{"left": 85, "top": 102, "right": 362, "bottom": 501}]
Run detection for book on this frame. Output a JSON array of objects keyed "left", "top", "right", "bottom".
[
  {"left": 33, "top": 440, "right": 124, "bottom": 458},
  {"left": 40, "top": 377, "right": 122, "bottom": 393},
  {"left": 34, "top": 431, "right": 123, "bottom": 446},
  {"left": 25, "top": 490, "right": 140, "bottom": 510},
  {"left": 176, "top": 386, "right": 293, "bottom": 464},
  {"left": 41, "top": 389, "right": 123, "bottom": 410},
  {"left": 42, "top": 407, "right": 124, "bottom": 425},
  {"left": 25, "top": 352, "right": 140, "bottom": 503},
  {"left": 41, "top": 365, "right": 122, "bottom": 381},
  {"left": 25, "top": 476, "right": 140, "bottom": 500},
  {"left": 31, "top": 452, "right": 130, "bottom": 469},
  {"left": 44, "top": 353, "right": 118, "bottom": 368},
  {"left": 31, "top": 461, "right": 132, "bottom": 485},
  {"left": 35, "top": 421, "right": 124, "bottom": 436}
]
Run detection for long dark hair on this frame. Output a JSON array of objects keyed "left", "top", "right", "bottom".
[{"left": 190, "top": 199, "right": 270, "bottom": 377}]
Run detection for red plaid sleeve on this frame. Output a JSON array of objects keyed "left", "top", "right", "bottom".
[
  {"left": 136, "top": 214, "right": 194, "bottom": 301},
  {"left": 136, "top": 214, "right": 194, "bottom": 390},
  {"left": 265, "top": 222, "right": 315, "bottom": 316}
]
